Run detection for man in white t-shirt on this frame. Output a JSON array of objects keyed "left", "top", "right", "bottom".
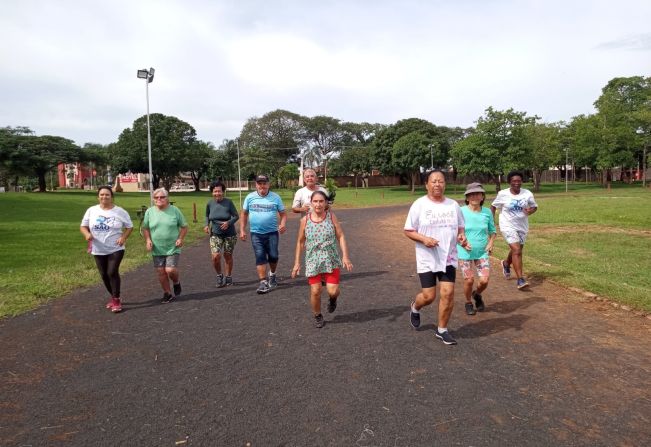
[
  {"left": 491, "top": 171, "right": 538, "bottom": 289},
  {"left": 404, "top": 170, "right": 470, "bottom": 346},
  {"left": 292, "top": 168, "right": 328, "bottom": 215}
]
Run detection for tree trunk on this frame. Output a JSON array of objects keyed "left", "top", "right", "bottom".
[
  {"left": 410, "top": 171, "right": 419, "bottom": 193},
  {"left": 494, "top": 175, "right": 501, "bottom": 193},
  {"left": 37, "top": 172, "right": 47, "bottom": 192},
  {"left": 190, "top": 171, "right": 201, "bottom": 191},
  {"left": 532, "top": 169, "right": 542, "bottom": 192}
]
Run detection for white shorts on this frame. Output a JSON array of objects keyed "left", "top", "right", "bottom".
[{"left": 501, "top": 228, "right": 527, "bottom": 245}]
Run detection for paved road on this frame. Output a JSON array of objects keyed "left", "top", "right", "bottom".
[{"left": 2, "top": 206, "right": 650, "bottom": 446}]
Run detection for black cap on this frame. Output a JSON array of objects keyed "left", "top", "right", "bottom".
[{"left": 255, "top": 174, "right": 269, "bottom": 183}]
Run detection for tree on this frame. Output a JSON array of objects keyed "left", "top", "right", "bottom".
[
  {"left": 524, "top": 122, "right": 563, "bottom": 192},
  {"left": 392, "top": 132, "right": 432, "bottom": 192},
  {"left": 371, "top": 118, "right": 454, "bottom": 179},
  {"left": 187, "top": 141, "right": 214, "bottom": 191},
  {"left": 1, "top": 131, "right": 82, "bottom": 192},
  {"left": 302, "top": 115, "right": 352, "bottom": 180},
  {"left": 0, "top": 126, "right": 34, "bottom": 190},
  {"left": 207, "top": 139, "right": 239, "bottom": 182},
  {"left": 239, "top": 109, "right": 306, "bottom": 165},
  {"left": 594, "top": 76, "right": 651, "bottom": 185},
  {"left": 240, "top": 146, "right": 275, "bottom": 180},
  {"left": 451, "top": 107, "right": 537, "bottom": 191},
  {"left": 328, "top": 145, "right": 372, "bottom": 187},
  {"left": 276, "top": 163, "right": 300, "bottom": 188},
  {"left": 110, "top": 113, "right": 198, "bottom": 190}
]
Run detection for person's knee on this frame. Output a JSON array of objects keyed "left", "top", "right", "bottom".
[
  {"left": 478, "top": 277, "right": 489, "bottom": 287},
  {"left": 327, "top": 285, "right": 340, "bottom": 299},
  {"left": 421, "top": 290, "right": 436, "bottom": 304},
  {"left": 510, "top": 245, "right": 523, "bottom": 255}
]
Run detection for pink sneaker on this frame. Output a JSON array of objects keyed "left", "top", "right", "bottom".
[
  {"left": 110, "top": 297, "right": 122, "bottom": 313},
  {"left": 105, "top": 299, "right": 114, "bottom": 309}
]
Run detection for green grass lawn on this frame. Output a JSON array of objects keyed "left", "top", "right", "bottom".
[{"left": 1, "top": 182, "right": 650, "bottom": 317}]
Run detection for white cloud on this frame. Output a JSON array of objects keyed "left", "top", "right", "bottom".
[{"left": 1, "top": 0, "right": 650, "bottom": 145}]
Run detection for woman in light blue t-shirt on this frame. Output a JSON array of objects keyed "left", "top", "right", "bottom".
[{"left": 457, "top": 182, "right": 496, "bottom": 315}]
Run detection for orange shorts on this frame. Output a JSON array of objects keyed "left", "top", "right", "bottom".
[{"left": 307, "top": 268, "right": 341, "bottom": 286}]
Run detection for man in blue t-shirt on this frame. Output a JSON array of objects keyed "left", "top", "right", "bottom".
[{"left": 240, "top": 174, "right": 287, "bottom": 294}]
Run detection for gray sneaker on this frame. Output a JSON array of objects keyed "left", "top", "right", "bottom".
[
  {"left": 256, "top": 280, "right": 270, "bottom": 294},
  {"left": 268, "top": 274, "right": 278, "bottom": 289},
  {"left": 435, "top": 330, "right": 457, "bottom": 345},
  {"left": 216, "top": 274, "right": 225, "bottom": 288},
  {"left": 224, "top": 276, "right": 233, "bottom": 287},
  {"left": 314, "top": 314, "right": 325, "bottom": 328}
]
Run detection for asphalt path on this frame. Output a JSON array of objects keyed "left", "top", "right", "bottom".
[{"left": 1, "top": 205, "right": 650, "bottom": 446}]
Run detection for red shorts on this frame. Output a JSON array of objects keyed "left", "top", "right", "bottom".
[{"left": 308, "top": 268, "right": 341, "bottom": 286}]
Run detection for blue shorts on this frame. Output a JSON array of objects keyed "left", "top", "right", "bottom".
[{"left": 250, "top": 232, "right": 279, "bottom": 265}]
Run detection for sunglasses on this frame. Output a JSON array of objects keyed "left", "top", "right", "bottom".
[{"left": 153, "top": 196, "right": 167, "bottom": 199}]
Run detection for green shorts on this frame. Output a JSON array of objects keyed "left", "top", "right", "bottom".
[{"left": 210, "top": 235, "right": 238, "bottom": 254}]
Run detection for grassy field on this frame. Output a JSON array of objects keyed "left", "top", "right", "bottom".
[{"left": 1, "top": 182, "right": 650, "bottom": 317}]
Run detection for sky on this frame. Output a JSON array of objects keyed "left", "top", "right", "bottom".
[{"left": 1, "top": 0, "right": 650, "bottom": 147}]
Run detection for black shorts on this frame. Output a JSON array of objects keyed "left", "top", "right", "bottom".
[{"left": 418, "top": 265, "right": 456, "bottom": 288}]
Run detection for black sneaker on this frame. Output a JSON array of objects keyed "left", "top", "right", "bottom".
[
  {"left": 314, "top": 314, "right": 325, "bottom": 328},
  {"left": 216, "top": 274, "right": 225, "bottom": 288},
  {"left": 268, "top": 274, "right": 278, "bottom": 289},
  {"left": 256, "top": 280, "right": 270, "bottom": 294},
  {"left": 502, "top": 260, "right": 511, "bottom": 279},
  {"left": 224, "top": 276, "right": 233, "bottom": 287},
  {"left": 435, "top": 330, "right": 457, "bottom": 345},
  {"left": 472, "top": 291, "right": 485, "bottom": 312},
  {"left": 173, "top": 282, "right": 182, "bottom": 296},
  {"left": 327, "top": 297, "right": 337, "bottom": 313},
  {"left": 465, "top": 302, "right": 476, "bottom": 315},
  {"left": 410, "top": 302, "right": 421, "bottom": 329},
  {"left": 161, "top": 292, "right": 174, "bottom": 304}
]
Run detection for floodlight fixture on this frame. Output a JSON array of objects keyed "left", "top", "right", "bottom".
[{"left": 136, "top": 67, "right": 156, "bottom": 205}]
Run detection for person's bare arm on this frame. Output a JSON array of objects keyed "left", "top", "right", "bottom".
[
  {"left": 331, "top": 212, "right": 353, "bottom": 271},
  {"left": 239, "top": 211, "right": 249, "bottom": 241}
]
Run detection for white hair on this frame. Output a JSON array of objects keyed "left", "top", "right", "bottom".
[{"left": 153, "top": 187, "right": 168, "bottom": 197}]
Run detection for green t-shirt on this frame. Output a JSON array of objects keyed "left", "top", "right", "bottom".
[
  {"left": 457, "top": 206, "right": 496, "bottom": 260},
  {"left": 143, "top": 205, "right": 188, "bottom": 256}
]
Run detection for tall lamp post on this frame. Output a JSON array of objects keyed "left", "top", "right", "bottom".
[
  {"left": 564, "top": 147, "right": 569, "bottom": 193},
  {"left": 136, "top": 67, "right": 155, "bottom": 206}
]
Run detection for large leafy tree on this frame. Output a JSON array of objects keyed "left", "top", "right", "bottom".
[
  {"left": 110, "top": 113, "right": 199, "bottom": 190},
  {"left": 302, "top": 115, "right": 352, "bottom": 180},
  {"left": 524, "top": 122, "right": 564, "bottom": 191},
  {"left": 0, "top": 126, "right": 34, "bottom": 190},
  {"left": 207, "top": 139, "right": 239, "bottom": 182},
  {"left": 187, "top": 141, "right": 215, "bottom": 191},
  {"left": 1, "top": 129, "right": 82, "bottom": 192},
  {"left": 328, "top": 145, "right": 372, "bottom": 187},
  {"left": 392, "top": 132, "right": 432, "bottom": 192},
  {"left": 451, "top": 107, "right": 537, "bottom": 191},
  {"left": 593, "top": 76, "right": 651, "bottom": 185},
  {"left": 239, "top": 109, "right": 306, "bottom": 165},
  {"left": 371, "top": 118, "right": 454, "bottom": 178}
]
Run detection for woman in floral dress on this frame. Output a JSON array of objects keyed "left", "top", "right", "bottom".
[{"left": 291, "top": 191, "right": 353, "bottom": 328}]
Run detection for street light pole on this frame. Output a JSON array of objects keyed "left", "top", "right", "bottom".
[
  {"left": 429, "top": 144, "right": 433, "bottom": 170},
  {"left": 565, "top": 148, "right": 569, "bottom": 193},
  {"left": 137, "top": 68, "right": 155, "bottom": 206}
]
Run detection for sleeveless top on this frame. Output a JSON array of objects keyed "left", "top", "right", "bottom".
[{"left": 304, "top": 211, "right": 342, "bottom": 277}]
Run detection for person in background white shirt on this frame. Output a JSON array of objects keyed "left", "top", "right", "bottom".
[
  {"left": 80, "top": 186, "right": 133, "bottom": 313},
  {"left": 404, "top": 170, "right": 470, "bottom": 346},
  {"left": 292, "top": 168, "right": 328, "bottom": 215},
  {"left": 491, "top": 171, "right": 538, "bottom": 290}
]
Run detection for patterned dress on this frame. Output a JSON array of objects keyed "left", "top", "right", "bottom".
[{"left": 304, "top": 211, "right": 342, "bottom": 277}]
